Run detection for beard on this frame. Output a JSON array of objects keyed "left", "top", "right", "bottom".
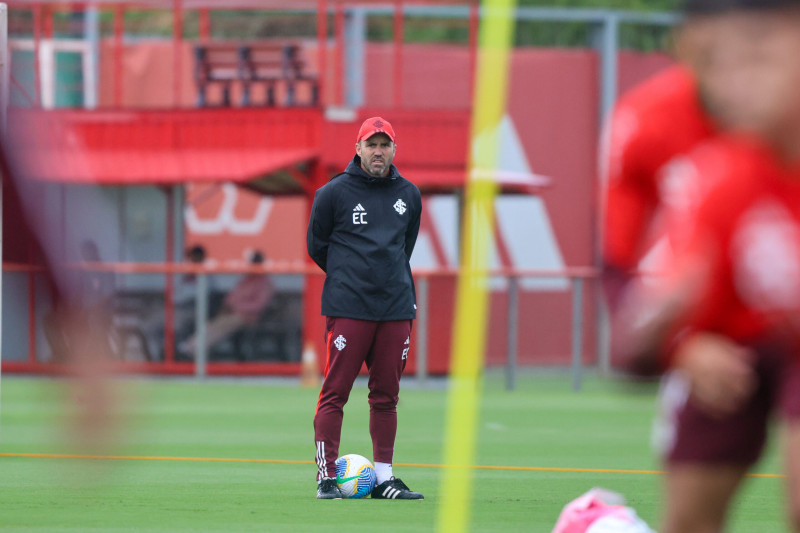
[{"left": 364, "top": 156, "right": 390, "bottom": 177}]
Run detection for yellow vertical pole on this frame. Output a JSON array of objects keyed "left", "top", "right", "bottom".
[{"left": 435, "top": 1, "right": 517, "bottom": 532}]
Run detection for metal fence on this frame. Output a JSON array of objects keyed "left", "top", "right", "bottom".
[{"left": 3, "top": 262, "right": 599, "bottom": 390}]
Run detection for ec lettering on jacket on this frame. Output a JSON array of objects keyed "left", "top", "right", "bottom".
[{"left": 352, "top": 203, "right": 368, "bottom": 225}]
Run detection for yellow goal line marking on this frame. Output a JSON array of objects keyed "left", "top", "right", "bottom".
[{"left": 0, "top": 452, "right": 783, "bottom": 479}]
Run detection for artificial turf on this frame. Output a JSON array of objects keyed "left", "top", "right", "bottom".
[{"left": 0, "top": 374, "right": 788, "bottom": 532}]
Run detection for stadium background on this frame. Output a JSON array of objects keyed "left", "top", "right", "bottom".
[
  {"left": 2, "top": 2, "right": 793, "bottom": 532},
  {"left": 2, "top": 0, "right": 679, "bottom": 379}
]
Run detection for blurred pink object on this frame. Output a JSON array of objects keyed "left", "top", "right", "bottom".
[{"left": 552, "top": 488, "right": 656, "bottom": 533}]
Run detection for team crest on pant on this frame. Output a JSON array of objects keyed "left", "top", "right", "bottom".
[
  {"left": 394, "top": 199, "right": 407, "bottom": 215},
  {"left": 334, "top": 335, "right": 347, "bottom": 351}
]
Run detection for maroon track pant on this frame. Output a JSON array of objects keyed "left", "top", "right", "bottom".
[{"left": 314, "top": 317, "right": 411, "bottom": 480}]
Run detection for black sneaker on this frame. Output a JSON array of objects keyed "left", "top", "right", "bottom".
[
  {"left": 371, "top": 477, "right": 424, "bottom": 500},
  {"left": 316, "top": 477, "right": 344, "bottom": 499}
]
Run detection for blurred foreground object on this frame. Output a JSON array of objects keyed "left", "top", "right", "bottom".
[
  {"left": 606, "top": 1, "right": 800, "bottom": 532},
  {"left": 3, "top": 114, "right": 121, "bottom": 457},
  {"left": 552, "top": 488, "right": 655, "bottom": 533}
]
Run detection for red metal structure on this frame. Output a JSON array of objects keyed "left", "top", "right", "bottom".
[
  {"left": 3, "top": 1, "right": 674, "bottom": 377},
  {"left": 7, "top": 0, "right": 480, "bottom": 188},
  {"left": 3, "top": 0, "right": 486, "bottom": 375}
]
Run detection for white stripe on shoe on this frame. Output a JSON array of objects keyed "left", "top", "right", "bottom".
[{"left": 382, "top": 487, "right": 400, "bottom": 499}]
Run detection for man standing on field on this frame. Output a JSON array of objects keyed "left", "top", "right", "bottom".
[{"left": 307, "top": 117, "right": 424, "bottom": 500}]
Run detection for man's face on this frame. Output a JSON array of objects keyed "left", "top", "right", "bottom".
[
  {"left": 692, "top": 10, "right": 800, "bottom": 137},
  {"left": 356, "top": 133, "right": 396, "bottom": 178}
]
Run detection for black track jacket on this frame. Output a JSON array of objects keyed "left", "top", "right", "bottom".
[{"left": 307, "top": 156, "right": 422, "bottom": 321}]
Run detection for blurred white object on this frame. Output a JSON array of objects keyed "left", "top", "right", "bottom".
[
  {"left": 552, "top": 488, "right": 656, "bottom": 533},
  {"left": 587, "top": 512, "right": 655, "bottom": 533}
]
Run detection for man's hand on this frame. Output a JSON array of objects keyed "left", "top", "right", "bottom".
[{"left": 673, "top": 333, "right": 757, "bottom": 418}]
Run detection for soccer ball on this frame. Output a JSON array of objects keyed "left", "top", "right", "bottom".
[{"left": 335, "top": 454, "right": 377, "bottom": 499}]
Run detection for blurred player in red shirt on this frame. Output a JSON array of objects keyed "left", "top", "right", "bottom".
[
  {"left": 600, "top": 3, "right": 723, "bottom": 310},
  {"left": 599, "top": 0, "right": 788, "bottom": 309},
  {"left": 613, "top": 1, "right": 800, "bottom": 531}
]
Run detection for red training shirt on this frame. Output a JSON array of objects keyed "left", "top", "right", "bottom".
[
  {"left": 661, "top": 135, "right": 800, "bottom": 351},
  {"left": 602, "top": 65, "right": 717, "bottom": 274}
]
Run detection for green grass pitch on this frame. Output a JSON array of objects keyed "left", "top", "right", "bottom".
[{"left": 0, "top": 374, "right": 788, "bottom": 532}]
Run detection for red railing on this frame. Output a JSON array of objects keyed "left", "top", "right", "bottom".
[
  {"left": 7, "top": 0, "right": 477, "bottom": 110},
  {"left": 1, "top": 261, "right": 601, "bottom": 389}
]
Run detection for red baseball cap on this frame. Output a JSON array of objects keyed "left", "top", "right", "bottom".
[{"left": 356, "top": 117, "right": 396, "bottom": 143}]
